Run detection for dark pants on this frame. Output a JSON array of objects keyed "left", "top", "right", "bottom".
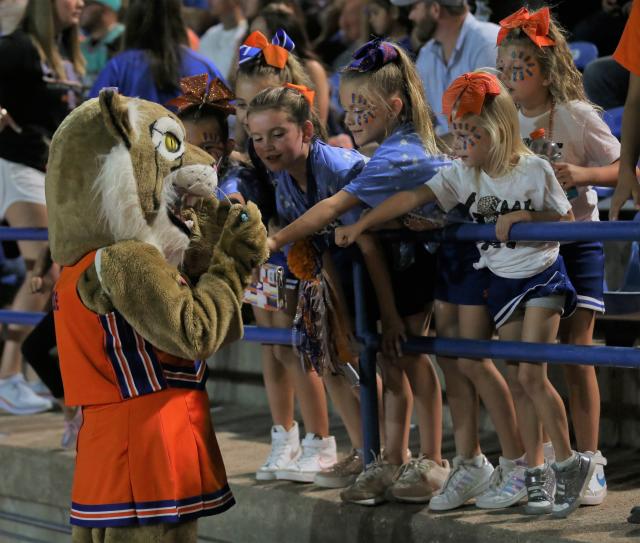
[
  {"left": 584, "top": 56, "right": 630, "bottom": 110},
  {"left": 21, "top": 310, "right": 63, "bottom": 398}
]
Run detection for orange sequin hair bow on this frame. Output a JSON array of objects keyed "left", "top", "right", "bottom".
[
  {"left": 283, "top": 83, "right": 316, "bottom": 107},
  {"left": 166, "top": 74, "right": 235, "bottom": 115},
  {"left": 497, "top": 7, "right": 556, "bottom": 48},
  {"left": 442, "top": 72, "right": 502, "bottom": 122},
  {"left": 238, "top": 29, "right": 295, "bottom": 69}
]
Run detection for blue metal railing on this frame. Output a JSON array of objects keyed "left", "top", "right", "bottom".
[{"left": 2, "top": 222, "right": 640, "bottom": 466}]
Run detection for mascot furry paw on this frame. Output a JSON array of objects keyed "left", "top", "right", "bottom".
[{"left": 46, "top": 89, "right": 268, "bottom": 543}]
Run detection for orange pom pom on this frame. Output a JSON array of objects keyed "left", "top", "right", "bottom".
[{"left": 287, "top": 239, "right": 320, "bottom": 282}]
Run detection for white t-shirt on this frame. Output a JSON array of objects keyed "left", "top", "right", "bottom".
[
  {"left": 519, "top": 100, "right": 620, "bottom": 222},
  {"left": 198, "top": 20, "right": 248, "bottom": 81},
  {"left": 429, "top": 155, "right": 572, "bottom": 279}
]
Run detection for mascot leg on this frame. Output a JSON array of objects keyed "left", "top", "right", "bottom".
[{"left": 71, "top": 521, "right": 198, "bottom": 543}]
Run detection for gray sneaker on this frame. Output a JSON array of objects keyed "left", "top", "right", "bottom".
[
  {"left": 524, "top": 462, "right": 555, "bottom": 515},
  {"left": 314, "top": 449, "right": 363, "bottom": 488},
  {"left": 551, "top": 452, "right": 596, "bottom": 518}
]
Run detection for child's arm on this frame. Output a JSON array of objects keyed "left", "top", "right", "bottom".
[
  {"left": 495, "top": 209, "right": 574, "bottom": 242},
  {"left": 552, "top": 160, "right": 620, "bottom": 188},
  {"left": 335, "top": 185, "right": 437, "bottom": 247},
  {"left": 268, "top": 190, "right": 361, "bottom": 252},
  {"left": 356, "top": 234, "right": 406, "bottom": 359}
]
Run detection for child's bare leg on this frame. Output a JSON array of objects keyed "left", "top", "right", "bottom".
[
  {"left": 500, "top": 315, "right": 544, "bottom": 467},
  {"left": 435, "top": 300, "right": 481, "bottom": 458},
  {"left": 254, "top": 306, "right": 295, "bottom": 429},
  {"left": 380, "top": 361, "right": 413, "bottom": 464},
  {"left": 456, "top": 305, "right": 524, "bottom": 459},
  {"left": 520, "top": 307, "right": 572, "bottom": 462},
  {"left": 396, "top": 307, "right": 443, "bottom": 464},
  {"left": 323, "top": 372, "right": 362, "bottom": 447},
  {"left": 559, "top": 308, "right": 600, "bottom": 452}
]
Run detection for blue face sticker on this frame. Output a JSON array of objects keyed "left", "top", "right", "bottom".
[{"left": 509, "top": 51, "right": 537, "bottom": 82}]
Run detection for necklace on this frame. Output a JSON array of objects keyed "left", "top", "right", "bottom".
[{"left": 547, "top": 98, "right": 555, "bottom": 141}]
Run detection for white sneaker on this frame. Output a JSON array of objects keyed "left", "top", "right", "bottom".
[
  {"left": 582, "top": 450, "right": 607, "bottom": 506},
  {"left": 0, "top": 374, "right": 53, "bottom": 415},
  {"left": 429, "top": 454, "right": 494, "bottom": 511},
  {"left": 476, "top": 456, "right": 527, "bottom": 509},
  {"left": 256, "top": 422, "right": 301, "bottom": 481},
  {"left": 276, "top": 433, "right": 337, "bottom": 483}
]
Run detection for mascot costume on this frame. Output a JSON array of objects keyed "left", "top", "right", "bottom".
[{"left": 45, "top": 88, "right": 268, "bottom": 543}]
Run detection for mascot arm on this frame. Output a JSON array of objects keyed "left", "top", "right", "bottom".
[{"left": 92, "top": 203, "right": 268, "bottom": 360}]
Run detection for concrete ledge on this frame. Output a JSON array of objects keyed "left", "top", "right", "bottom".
[{"left": 2, "top": 406, "right": 640, "bottom": 543}]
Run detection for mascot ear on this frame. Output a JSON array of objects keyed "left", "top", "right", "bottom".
[{"left": 99, "top": 88, "right": 132, "bottom": 149}]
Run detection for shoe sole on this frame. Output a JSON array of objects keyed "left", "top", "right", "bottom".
[
  {"left": 581, "top": 488, "right": 606, "bottom": 506},
  {"left": 276, "top": 471, "right": 316, "bottom": 483},
  {"left": 524, "top": 503, "right": 553, "bottom": 515},
  {"left": 0, "top": 399, "right": 52, "bottom": 415},
  {"left": 390, "top": 493, "right": 431, "bottom": 504},
  {"left": 256, "top": 471, "right": 277, "bottom": 481},
  {"left": 476, "top": 490, "right": 527, "bottom": 509},
  {"left": 342, "top": 496, "right": 386, "bottom": 506},
  {"left": 314, "top": 475, "right": 358, "bottom": 489},
  {"left": 429, "top": 480, "right": 491, "bottom": 511},
  {"left": 551, "top": 459, "right": 597, "bottom": 518}
]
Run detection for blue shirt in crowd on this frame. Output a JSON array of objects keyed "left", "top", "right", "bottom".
[
  {"left": 416, "top": 13, "right": 499, "bottom": 134},
  {"left": 89, "top": 47, "right": 224, "bottom": 104}
]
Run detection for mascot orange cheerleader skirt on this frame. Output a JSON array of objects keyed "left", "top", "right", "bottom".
[
  {"left": 70, "top": 388, "right": 234, "bottom": 527},
  {"left": 53, "top": 253, "right": 234, "bottom": 528}
]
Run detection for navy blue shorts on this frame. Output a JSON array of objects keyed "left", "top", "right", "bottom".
[
  {"left": 434, "top": 242, "right": 489, "bottom": 306},
  {"left": 381, "top": 240, "right": 436, "bottom": 317},
  {"left": 486, "top": 256, "right": 577, "bottom": 328},
  {"left": 559, "top": 241, "right": 605, "bottom": 313}
]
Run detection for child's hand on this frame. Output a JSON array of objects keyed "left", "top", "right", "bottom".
[
  {"left": 267, "top": 236, "right": 278, "bottom": 254},
  {"left": 0, "top": 107, "right": 22, "bottom": 134},
  {"left": 335, "top": 224, "right": 361, "bottom": 247},
  {"left": 552, "top": 162, "right": 589, "bottom": 188},
  {"left": 380, "top": 311, "right": 407, "bottom": 360},
  {"left": 495, "top": 211, "right": 529, "bottom": 242},
  {"left": 30, "top": 276, "right": 44, "bottom": 294}
]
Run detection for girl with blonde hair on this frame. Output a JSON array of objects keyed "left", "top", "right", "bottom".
[
  {"left": 336, "top": 71, "right": 595, "bottom": 518},
  {"left": 496, "top": 6, "right": 620, "bottom": 506}
]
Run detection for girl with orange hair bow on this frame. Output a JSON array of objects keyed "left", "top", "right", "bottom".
[
  {"left": 497, "top": 7, "right": 620, "bottom": 508},
  {"left": 336, "top": 70, "right": 600, "bottom": 518}
]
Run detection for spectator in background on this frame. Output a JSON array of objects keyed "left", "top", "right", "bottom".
[
  {"left": 0, "top": 0, "right": 85, "bottom": 415},
  {"left": 250, "top": 3, "right": 330, "bottom": 123},
  {"left": 79, "top": 0, "right": 124, "bottom": 89},
  {"left": 199, "top": 0, "right": 248, "bottom": 82},
  {"left": 315, "top": 0, "right": 366, "bottom": 71},
  {"left": 89, "top": 0, "right": 225, "bottom": 103},
  {"left": 396, "top": 0, "right": 498, "bottom": 135},
  {"left": 367, "top": 0, "right": 414, "bottom": 55},
  {"left": 0, "top": 0, "right": 27, "bottom": 36},
  {"left": 581, "top": 1, "right": 632, "bottom": 110},
  {"left": 609, "top": 0, "right": 640, "bottom": 222}
]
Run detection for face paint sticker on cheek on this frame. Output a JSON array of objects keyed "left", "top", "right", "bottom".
[{"left": 351, "top": 93, "right": 376, "bottom": 126}]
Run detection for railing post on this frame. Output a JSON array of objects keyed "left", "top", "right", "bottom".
[{"left": 352, "top": 259, "right": 380, "bottom": 467}]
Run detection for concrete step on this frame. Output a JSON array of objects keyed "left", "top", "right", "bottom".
[{"left": 1, "top": 406, "right": 640, "bottom": 543}]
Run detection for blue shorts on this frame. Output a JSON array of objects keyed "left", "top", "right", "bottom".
[
  {"left": 559, "top": 241, "right": 605, "bottom": 313},
  {"left": 382, "top": 241, "right": 436, "bottom": 317},
  {"left": 486, "top": 256, "right": 577, "bottom": 328},
  {"left": 434, "top": 242, "right": 489, "bottom": 306}
]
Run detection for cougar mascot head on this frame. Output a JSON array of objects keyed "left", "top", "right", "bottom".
[{"left": 46, "top": 89, "right": 267, "bottom": 543}]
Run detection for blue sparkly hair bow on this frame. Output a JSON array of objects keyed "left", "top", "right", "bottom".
[
  {"left": 345, "top": 38, "right": 399, "bottom": 72},
  {"left": 238, "top": 28, "right": 295, "bottom": 68}
]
